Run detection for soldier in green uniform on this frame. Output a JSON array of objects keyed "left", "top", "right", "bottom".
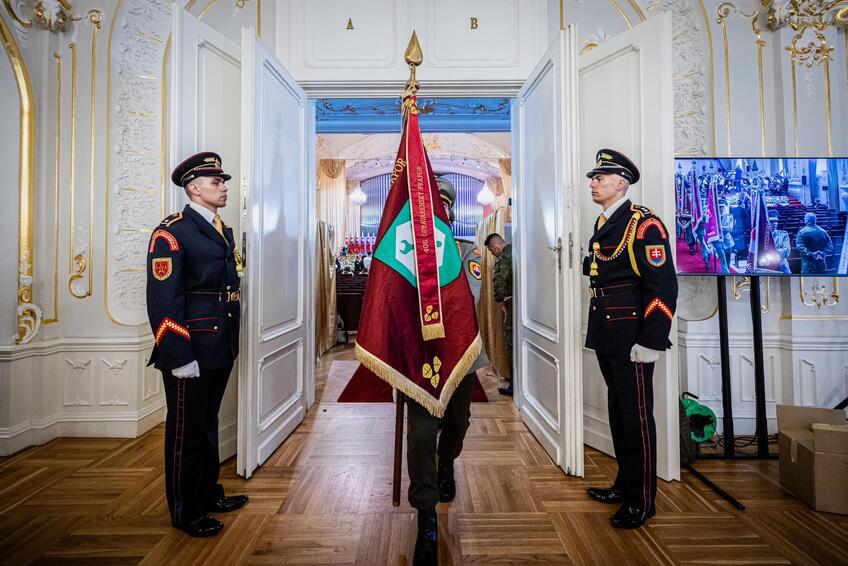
[
  {"left": 795, "top": 212, "right": 833, "bottom": 274},
  {"left": 767, "top": 209, "right": 791, "bottom": 274},
  {"left": 406, "top": 177, "right": 488, "bottom": 566},
  {"left": 485, "top": 233, "right": 513, "bottom": 396}
]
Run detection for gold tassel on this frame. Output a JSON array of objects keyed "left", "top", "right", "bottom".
[
  {"left": 589, "top": 242, "right": 600, "bottom": 276},
  {"left": 422, "top": 323, "right": 445, "bottom": 341}
]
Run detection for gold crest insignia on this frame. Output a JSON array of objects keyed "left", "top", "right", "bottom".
[{"left": 152, "top": 257, "right": 173, "bottom": 280}]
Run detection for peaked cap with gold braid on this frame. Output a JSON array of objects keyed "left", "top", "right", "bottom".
[
  {"left": 171, "top": 151, "right": 232, "bottom": 187},
  {"left": 585, "top": 148, "right": 640, "bottom": 184}
]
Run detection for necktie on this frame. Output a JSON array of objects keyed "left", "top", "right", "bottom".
[
  {"left": 212, "top": 214, "right": 227, "bottom": 241},
  {"left": 597, "top": 214, "right": 606, "bottom": 230}
]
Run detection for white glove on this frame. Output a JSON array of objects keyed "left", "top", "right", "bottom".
[
  {"left": 172, "top": 360, "right": 200, "bottom": 378},
  {"left": 630, "top": 344, "right": 661, "bottom": 364}
]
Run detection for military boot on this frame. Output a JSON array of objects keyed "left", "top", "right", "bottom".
[
  {"left": 413, "top": 507, "right": 437, "bottom": 566},
  {"left": 438, "top": 460, "right": 456, "bottom": 502}
]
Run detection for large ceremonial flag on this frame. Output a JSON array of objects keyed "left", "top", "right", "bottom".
[
  {"left": 703, "top": 181, "right": 721, "bottom": 243},
  {"left": 690, "top": 174, "right": 703, "bottom": 231},
  {"left": 747, "top": 189, "right": 779, "bottom": 272},
  {"left": 355, "top": 96, "right": 481, "bottom": 418}
]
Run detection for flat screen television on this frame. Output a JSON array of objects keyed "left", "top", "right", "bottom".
[{"left": 673, "top": 157, "right": 848, "bottom": 276}]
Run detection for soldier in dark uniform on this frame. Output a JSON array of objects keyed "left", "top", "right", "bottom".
[
  {"left": 407, "top": 177, "right": 484, "bottom": 566},
  {"left": 146, "top": 152, "right": 248, "bottom": 537},
  {"left": 796, "top": 212, "right": 833, "bottom": 274},
  {"left": 485, "top": 233, "right": 513, "bottom": 396},
  {"left": 582, "top": 149, "right": 678, "bottom": 529}
]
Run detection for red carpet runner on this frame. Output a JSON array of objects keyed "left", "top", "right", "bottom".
[{"left": 338, "top": 364, "right": 488, "bottom": 403}]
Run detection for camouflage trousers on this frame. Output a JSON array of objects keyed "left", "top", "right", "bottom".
[{"left": 504, "top": 307, "right": 513, "bottom": 377}]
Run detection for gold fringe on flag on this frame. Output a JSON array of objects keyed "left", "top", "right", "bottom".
[{"left": 355, "top": 334, "right": 482, "bottom": 418}]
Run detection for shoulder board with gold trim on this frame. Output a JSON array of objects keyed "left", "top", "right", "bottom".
[
  {"left": 160, "top": 212, "right": 183, "bottom": 227},
  {"left": 630, "top": 203, "right": 653, "bottom": 216}
]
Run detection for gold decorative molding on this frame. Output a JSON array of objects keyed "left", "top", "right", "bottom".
[
  {"left": 799, "top": 277, "right": 840, "bottom": 309},
  {"left": 559, "top": 0, "right": 563, "bottom": 31},
  {"left": 162, "top": 33, "right": 170, "bottom": 219},
  {"left": 609, "top": 0, "right": 633, "bottom": 28},
  {"left": 68, "top": 41, "right": 78, "bottom": 287},
  {"left": 3, "top": 0, "right": 31, "bottom": 27},
  {"left": 768, "top": 1, "right": 845, "bottom": 157},
  {"left": 4, "top": 0, "right": 88, "bottom": 32},
  {"left": 1, "top": 10, "right": 40, "bottom": 343},
  {"left": 716, "top": 3, "right": 733, "bottom": 155},
  {"left": 580, "top": 41, "right": 599, "bottom": 54},
  {"left": 698, "top": 0, "right": 718, "bottom": 155},
  {"left": 198, "top": 0, "right": 217, "bottom": 19},
  {"left": 46, "top": 50, "right": 62, "bottom": 324},
  {"left": 104, "top": 0, "right": 125, "bottom": 325},
  {"left": 790, "top": 50, "right": 798, "bottom": 156},
  {"left": 628, "top": 0, "right": 647, "bottom": 21},
  {"left": 68, "top": 10, "right": 102, "bottom": 299},
  {"left": 730, "top": 276, "right": 771, "bottom": 313},
  {"left": 751, "top": 14, "right": 767, "bottom": 156}
]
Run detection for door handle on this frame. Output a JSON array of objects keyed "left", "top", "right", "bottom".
[{"left": 549, "top": 238, "right": 563, "bottom": 272}]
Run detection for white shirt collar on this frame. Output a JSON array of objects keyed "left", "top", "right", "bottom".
[
  {"left": 602, "top": 196, "right": 629, "bottom": 219},
  {"left": 188, "top": 201, "right": 216, "bottom": 225}
]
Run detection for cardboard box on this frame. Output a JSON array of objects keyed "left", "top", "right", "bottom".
[{"left": 777, "top": 404, "right": 848, "bottom": 515}]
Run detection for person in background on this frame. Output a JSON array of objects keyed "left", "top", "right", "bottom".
[
  {"left": 796, "top": 212, "right": 833, "bottom": 274},
  {"left": 485, "top": 233, "right": 513, "bottom": 396},
  {"left": 768, "top": 209, "right": 792, "bottom": 274}
]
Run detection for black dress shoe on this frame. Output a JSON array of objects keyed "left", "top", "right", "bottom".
[
  {"left": 498, "top": 383, "right": 513, "bottom": 396},
  {"left": 610, "top": 504, "right": 655, "bottom": 529},
  {"left": 182, "top": 514, "right": 224, "bottom": 537},
  {"left": 586, "top": 486, "right": 624, "bottom": 504},
  {"left": 438, "top": 461, "right": 456, "bottom": 502},
  {"left": 413, "top": 507, "right": 438, "bottom": 566},
  {"left": 209, "top": 494, "right": 249, "bottom": 513}
]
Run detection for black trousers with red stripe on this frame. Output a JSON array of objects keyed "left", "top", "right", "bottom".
[
  {"left": 595, "top": 353, "right": 657, "bottom": 512},
  {"left": 162, "top": 363, "right": 232, "bottom": 527}
]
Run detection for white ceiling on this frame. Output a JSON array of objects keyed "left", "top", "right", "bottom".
[{"left": 317, "top": 133, "right": 511, "bottom": 181}]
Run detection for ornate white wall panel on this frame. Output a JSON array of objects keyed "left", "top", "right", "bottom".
[
  {"left": 0, "top": 338, "right": 164, "bottom": 455},
  {"left": 106, "top": 0, "right": 172, "bottom": 326},
  {"left": 425, "top": 0, "right": 518, "bottom": 68},
  {"left": 278, "top": 0, "right": 547, "bottom": 91}
]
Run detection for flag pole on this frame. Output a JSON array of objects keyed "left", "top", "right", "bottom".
[{"left": 392, "top": 30, "right": 423, "bottom": 508}]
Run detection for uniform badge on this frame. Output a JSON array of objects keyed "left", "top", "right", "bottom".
[
  {"left": 468, "top": 261, "right": 482, "bottom": 280},
  {"left": 152, "top": 257, "right": 173, "bottom": 280},
  {"left": 645, "top": 245, "right": 666, "bottom": 267},
  {"left": 471, "top": 247, "right": 481, "bottom": 255}
]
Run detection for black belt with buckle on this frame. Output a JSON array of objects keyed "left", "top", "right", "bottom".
[
  {"left": 588, "top": 282, "right": 638, "bottom": 298},
  {"left": 187, "top": 290, "right": 240, "bottom": 303}
]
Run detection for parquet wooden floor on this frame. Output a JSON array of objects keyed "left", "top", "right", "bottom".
[{"left": 1, "top": 344, "right": 847, "bottom": 565}]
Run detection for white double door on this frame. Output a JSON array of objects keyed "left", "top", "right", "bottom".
[
  {"left": 170, "top": 11, "right": 315, "bottom": 478},
  {"left": 512, "top": 14, "right": 680, "bottom": 481}
]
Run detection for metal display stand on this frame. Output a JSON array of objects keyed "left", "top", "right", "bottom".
[{"left": 684, "top": 276, "right": 777, "bottom": 511}]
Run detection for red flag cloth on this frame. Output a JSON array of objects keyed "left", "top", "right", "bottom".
[
  {"left": 704, "top": 182, "right": 721, "bottom": 243},
  {"left": 354, "top": 97, "right": 481, "bottom": 418},
  {"left": 747, "top": 189, "right": 779, "bottom": 272}
]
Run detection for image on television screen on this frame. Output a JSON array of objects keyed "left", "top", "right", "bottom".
[{"left": 674, "top": 157, "right": 848, "bottom": 276}]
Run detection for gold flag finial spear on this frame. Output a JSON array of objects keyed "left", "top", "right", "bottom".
[{"left": 402, "top": 31, "right": 422, "bottom": 114}]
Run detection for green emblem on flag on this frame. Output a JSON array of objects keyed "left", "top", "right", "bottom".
[{"left": 373, "top": 202, "right": 461, "bottom": 288}]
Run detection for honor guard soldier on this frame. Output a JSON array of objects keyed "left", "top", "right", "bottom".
[
  {"left": 146, "top": 151, "right": 248, "bottom": 537},
  {"left": 582, "top": 149, "right": 678, "bottom": 529}
]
